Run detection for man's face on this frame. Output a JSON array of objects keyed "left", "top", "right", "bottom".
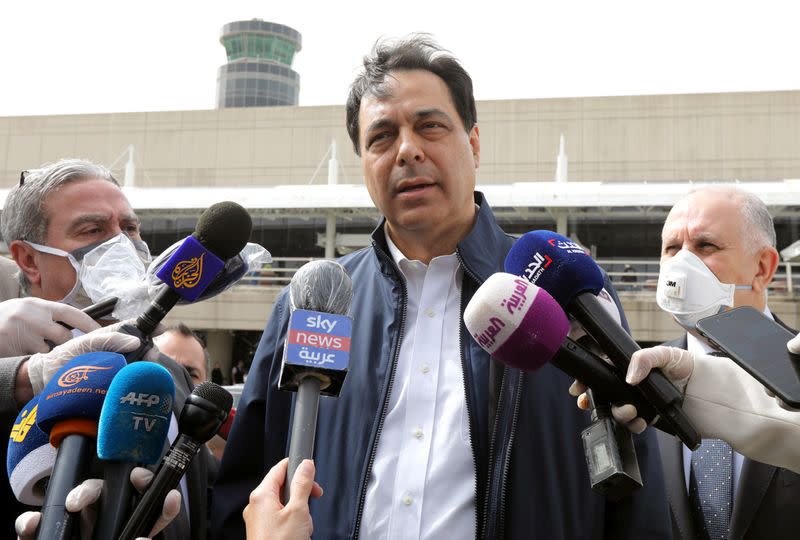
[
  {"left": 154, "top": 331, "right": 208, "bottom": 385},
  {"left": 358, "top": 69, "right": 480, "bottom": 243},
  {"left": 24, "top": 178, "right": 141, "bottom": 301},
  {"left": 660, "top": 190, "right": 766, "bottom": 308}
]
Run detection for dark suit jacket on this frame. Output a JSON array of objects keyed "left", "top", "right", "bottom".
[{"left": 659, "top": 319, "right": 800, "bottom": 540}]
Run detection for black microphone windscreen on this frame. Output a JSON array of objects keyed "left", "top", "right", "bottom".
[
  {"left": 193, "top": 201, "right": 252, "bottom": 260},
  {"left": 194, "top": 381, "right": 234, "bottom": 415}
]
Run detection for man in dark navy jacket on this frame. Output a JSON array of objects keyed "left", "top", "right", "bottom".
[{"left": 212, "top": 35, "right": 671, "bottom": 539}]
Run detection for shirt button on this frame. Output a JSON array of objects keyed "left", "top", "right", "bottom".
[
  {"left": 412, "top": 428, "right": 423, "bottom": 439},
  {"left": 425, "top": 307, "right": 436, "bottom": 318},
  {"left": 420, "top": 364, "right": 430, "bottom": 374},
  {"left": 402, "top": 494, "right": 413, "bottom": 506}
]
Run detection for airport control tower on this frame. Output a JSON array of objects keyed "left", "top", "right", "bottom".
[{"left": 217, "top": 19, "right": 302, "bottom": 108}]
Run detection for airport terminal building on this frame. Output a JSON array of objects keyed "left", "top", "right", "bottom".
[{"left": 1, "top": 90, "right": 799, "bottom": 374}]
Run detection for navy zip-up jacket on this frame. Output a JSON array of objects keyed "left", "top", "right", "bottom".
[{"left": 211, "top": 192, "right": 672, "bottom": 539}]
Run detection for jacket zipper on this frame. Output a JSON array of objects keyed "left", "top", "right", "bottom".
[
  {"left": 456, "top": 250, "right": 484, "bottom": 540},
  {"left": 496, "top": 369, "right": 522, "bottom": 538},
  {"left": 351, "top": 243, "right": 407, "bottom": 539}
]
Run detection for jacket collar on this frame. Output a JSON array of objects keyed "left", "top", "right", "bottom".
[{"left": 369, "top": 191, "right": 510, "bottom": 284}]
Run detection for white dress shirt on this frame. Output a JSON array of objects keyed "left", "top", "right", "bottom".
[
  {"left": 359, "top": 233, "right": 476, "bottom": 540},
  {"left": 678, "top": 308, "right": 775, "bottom": 497}
]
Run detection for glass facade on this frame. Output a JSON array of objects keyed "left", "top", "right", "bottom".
[{"left": 217, "top": 20, "right": 302, "bottom": 109}]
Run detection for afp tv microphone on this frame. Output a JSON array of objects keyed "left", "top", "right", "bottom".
[
  {"left": 93, "top": 361, "right": 175, "bottom": 540},
  {"left": 504, "top": 230, "right": 701, "bottom": 449},
  {"left": 279, "top": 259, "right": 353, "bottom": 502}
]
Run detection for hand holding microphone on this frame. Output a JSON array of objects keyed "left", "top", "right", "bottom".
[
  {"left": 14, "top": 469, "right": 181, "bottom": 540},
  {"left": 504, "top": 230, "right": 701, "bottom": 449},
  {"left": 244, "top": 458, "right": 324, "bottom": 540},
  {"left": 25, "top": 321, "right": 159, "bottom": 394},
  {"left": 0, "top": 297, "right": 101, "bottom": 356}
]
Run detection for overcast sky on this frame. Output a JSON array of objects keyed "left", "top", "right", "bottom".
[{"left": 1, "top": 1, "right": 798, "bottom": 117}]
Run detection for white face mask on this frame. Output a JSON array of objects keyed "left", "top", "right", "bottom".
[
  {"left": 656, "top": 249, "right": 752, "bottom": 330},
  {"left": 26, "top": 233, "right": 151, "bottom": 317}
]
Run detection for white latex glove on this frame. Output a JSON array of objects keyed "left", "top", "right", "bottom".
[
  {"left": 788, "top": 332, "right": 800, "bottom": 355},
  {"left": 26, "top": 319, "right": 162, "bottom": 394},
  {"left": 0, "top": 297, "right": 101, "bottom": 356},
  {"left": 15, "top": 467, "right": 180, "bottom": 540},
  {"left": 609, "top": 346, "right": 695, "bottom": 434}
]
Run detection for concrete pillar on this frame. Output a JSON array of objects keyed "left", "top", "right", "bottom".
[
  {"left": 556, "top": 210, "right": 568, "bottom": 236},
  {"left": 205, "top": 330, "right": 234, "bottom": 384},
  {"left": 325, "top": 213, "right": 336, "bottom": 259}
]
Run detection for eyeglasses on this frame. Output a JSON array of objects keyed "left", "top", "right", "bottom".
[{"left": 19, "top": 170, "right": 28, "bottom": 186}]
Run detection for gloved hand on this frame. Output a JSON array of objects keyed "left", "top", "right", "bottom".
[
  {"left": 14, "top": 466, "right": 181, "bottom": 540},
  {"left": 788, "top": 332, "right": 800, "bottom": 355},
  {"left": 26, "top": 319, "right": 162, "bottom": 394},
  {"left": 0, "top": 297, "right": 101, "bottom": 357},
  {"left": 569, "top": 345, "right": 696, "bottom": 433},
  {"left": 244, "top": 458, "right": 324, "bottom": 540}
]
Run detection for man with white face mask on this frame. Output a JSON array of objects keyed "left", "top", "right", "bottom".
[
  {"left": 0, "top": 159, "right": 210, "bottom": 540},
  {"left": 639, "top": 187, "right": 798, "bottom": 540}
]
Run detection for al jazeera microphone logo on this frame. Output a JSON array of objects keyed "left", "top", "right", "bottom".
[{"left": 171, "top": 252, "right": 205, "bottom": 288}]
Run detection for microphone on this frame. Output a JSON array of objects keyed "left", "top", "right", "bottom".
[
  {"left": 122, "top": 201, "right": 252, "bottom": 355},
  {"left": 93, "top": 362, "right": 176, "bottom": 540},
  {"left": 34, "top": 351, "right": 126, "bottom": 540},
  {"left": 581, "top": 389, "right": 643, "bottom": 500},
  {"left": 463, "top": 272, "right": 660, "bottom": 422},
  {"left": 118, "top": 382, "right": 232, "bottom": 540},
  {"left": 7, "top": 394, "right": 57, "bottom": 506},
  {"left": 504, "top": 230, "right": 701, "bottom": 449},
  {"left": 463, "top": 273, "right": 643, "bottom": 499},
  {"left": 278, "top": 259, "right": 353, "bottom": 502}
]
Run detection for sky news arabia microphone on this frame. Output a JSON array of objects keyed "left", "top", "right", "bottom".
[
  {"left": 504, "top": 230, "right": 701, "bottom": 450},
  {"left": 121, "top": 201, "right": 252, "bottom": 357},
  {"left": 464, "top": 272, "right": 643, "bottom": 498},
  {"left": 278, "top": 259, "right": 353, "bottom": 503},
  {"left": 92, "top": 361, "right": 175, "bottom": 540},
  {"left": 34, "top": 351, "right": 126, "bottom": 540},
  {"left": 7, "top": 394, "right": 57, "bottom": 506},
  {"left": 118, "top": 381, "right": 232, "bottom": 540}
]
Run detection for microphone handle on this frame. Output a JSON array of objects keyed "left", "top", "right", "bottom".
[
  {"left": 118, "top": 434, "right": 200, "bottom": 540},
  {"left": 553, "top": 338, "right": 661, "bottom": 424},
  {"left": 92, "top": 461, "right": 136, "bottom": 540},
  {"left": 571, "top": 293, "right": 701, "bottom": 449},
  {"left": 36, "top": 434, "right": 94, "bottom": 540},
  {"left": 118, "top": 285, "right": 180, "bottom": 363},
  {"left": 282, "top": 376, "right": 321, "bottom": 504}
]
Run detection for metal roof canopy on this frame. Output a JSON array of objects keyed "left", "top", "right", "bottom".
[{"left": 1, "top": 180, "right": 798, "bottom": 220}]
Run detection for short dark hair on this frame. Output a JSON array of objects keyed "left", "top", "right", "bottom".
[
  {"left": 345, "top": 34, "right": 477, "bottom": 156},
  {"left": 164, "top": 322, "right": 210, "bottom": 374}
]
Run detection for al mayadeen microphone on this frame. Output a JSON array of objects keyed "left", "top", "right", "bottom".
[
  {"left": 278, "top": 259, "right": 353, "bottom": 502},
  {"left": 92, "top": 361, "right": 176, "bottom": 540},
  {"left": 118, "top": 382, "right": 232, "bottom": 540},
  {"left": 504, "top": 230, "right": 701, "bottom": 450},
  {"left": 7, "top": 394, "right": 57, "bottom": 506},
  {"left": 34, "top": 351, "right": 126, "bottom": 540}
]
